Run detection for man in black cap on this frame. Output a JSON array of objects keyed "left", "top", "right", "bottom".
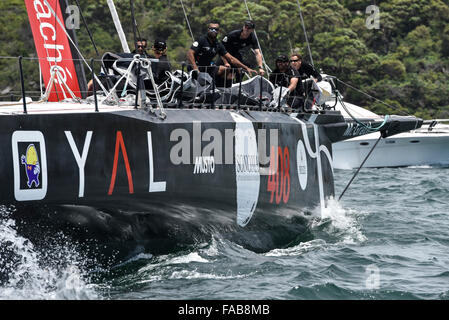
[
  {"left": 218, "top": 20, "right": 265, "bottom": 79},
  {"left": 269, "top": 54, "right": 299, "bottom": 93},
  {"left": 269, "top": 54, "right": 303, "bottom": 109},
  {"left": 187, "top": 22, "right": 256, "bottom": 78},
  {"left": 149, "top": 39, "right": 171, "bottom": 84}
]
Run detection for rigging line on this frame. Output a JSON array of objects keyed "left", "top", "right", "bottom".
[
  {"left": 42, "top": 0, "right": 108, "bottom": 94},
  {"left": 338, "top": 134, "right": 382, "bottom": 201},
  {"left": 73, "top": 0, "right": 114, "bottom": 92},
  {"left": 129, "top": 0, "right": 142, "bottom": 40},
  {"left": 130, "top": 0, "right": 139, "bottom": 51},
  {"left": 336, "top": 78, "right": 402, "bottom": 112},
  {"left": 54, "top": 0, "right": 61, "bottom": 100},
  {"left": 74, "top": 0, "right": 99, "bottom": 56},
  {"left": 179, "top": 0, "right": 194, "bottom": 41},
  {"left": 39, "top": 63, "right": 43, "bottom": 98},
  {"left": 337, "top": 91, "right": 389, "bottom": 132},
  {"left": 295, "top": 0, "right": 314, "bottom": 67},
  {"left": 243, "top": 0, "right": 271, "bottom": 73}
]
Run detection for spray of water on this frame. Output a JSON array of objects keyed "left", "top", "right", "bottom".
[
  {"left": 0, "top": 206, "right": 100, "bottom": 300},
  {"left": 312, "top": 197, "right": 367, "bottom": 244}
]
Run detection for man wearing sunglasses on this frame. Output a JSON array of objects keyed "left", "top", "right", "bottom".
[
  {"left": 268, "top": 54, "right": 301, "bottom": 110},
  {"left": 289, "top": 53, "right": 322, "bottom": 110},
  {"left": 187, "top": 22, "right": 255, "bottom": 78},
  {"left": 218, "top": 20, "right": 264, "bottom": 78},
  {"left": 269, "top": 54, "right": 299, "bottom": 93},
  {"left": 289, "top": 53, "right": 322, "bottom": 83},
  {"left": 132, "top": 38, "right": 149, "bottom": 57}
]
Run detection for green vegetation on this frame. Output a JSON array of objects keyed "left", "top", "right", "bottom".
[{"left": 1, "top": 0, "right": 448, "bottom": 119}]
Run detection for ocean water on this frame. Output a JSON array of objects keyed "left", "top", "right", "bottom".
[{"left": 1, "top": 166, "right": 449, "bottom": 300}]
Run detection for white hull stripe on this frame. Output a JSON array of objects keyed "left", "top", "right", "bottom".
[{"left": 293, "top": 118, "right": 333, "bottom": 215}]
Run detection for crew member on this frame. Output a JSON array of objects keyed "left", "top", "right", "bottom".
[
  {"left": 269, "top": 54, "right": 300, "bottom": 109},
  {"left": 132, "top": 38, "right": 149, "bottom": 57},
  {"left": 289, "top": 53, "right": 322, "bottom": 110},
  {"left": 187, "top": 22, "right": 256, "bottom": 79},
  {"left": 218, "top": 20, "right": 265, "bottom": 82},
  {"left": 149, "top": 39, "right": 171, "bottom": 84}
]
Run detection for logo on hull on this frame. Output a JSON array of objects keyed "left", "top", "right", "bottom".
[
  {"left": 21, "top": 144, "right": 41, "bottom": 188},
  {"left": 193, "top": 156, "right": 215, "bottom": 174},
  {"left": 12, "top": 131, "right": 48, "bottom": 201}
]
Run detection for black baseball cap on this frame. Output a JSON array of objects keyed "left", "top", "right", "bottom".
[
  {"left": 153, "top": 40, "right": 167, "bottom": 51},
  {"left": 276, "top": 54, "right": 289, "bottom": 63},
  {"left": 244, "top": 20, "right": 255, "bottom": 29}
]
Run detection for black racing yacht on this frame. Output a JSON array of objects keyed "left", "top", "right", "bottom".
[{"left": 0, "top": 0, "right": 422, "bottom": 264}]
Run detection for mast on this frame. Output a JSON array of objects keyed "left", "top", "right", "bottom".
[{"left": 107, "top": 0, "right": 131, "bottom": 53}]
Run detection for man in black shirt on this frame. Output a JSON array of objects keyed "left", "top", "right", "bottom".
[
  {"left": 269, "top": 54, "right": 299, "bottom": 92},
  {"left": 290, "top": 53, "right": 321, "bottom": 81},
  {"left": 219, "top": 20, "right": 265, "bottom": 77},
  {"left": 290, "top": 53, "right": 322, "bottom": 110},
  {"left": 187, "top": 22, "right": 255, "bottom": 78},
  {"left": 148, "top": 39, "right": 171, "bottom": 84},
  {"left": 269, "top": 54, "right": 301, "bottom": 110}
]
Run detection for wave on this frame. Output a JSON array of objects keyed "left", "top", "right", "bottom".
[
  {"left": 310, "top": 198, "right": 368, "bottom": 244},
  {"left": 265, "top": 239, "right": 327, "bottom": 257},
  {"left": 288, "top": 283, "right": 421, "bottom": 300},
  {"left": 0, "top": 206, "right": 99, "bottom": 300}
]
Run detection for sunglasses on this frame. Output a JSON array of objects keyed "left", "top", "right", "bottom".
[
  {"left": 290, "top": 59, "right": 300, "bottom": 62},
  {"left": 137, "top": 45, "right": 146, "bottom": 49},
  {"left": 208, "top": 27, "right": 219, "bottom": 32}
]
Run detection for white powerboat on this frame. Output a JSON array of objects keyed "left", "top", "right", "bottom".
[{"left": 332, "top": 100, "right": 449, "bottom": 169}]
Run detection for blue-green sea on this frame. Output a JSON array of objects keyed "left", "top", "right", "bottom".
[{"left": 1, "top": 166, "right": 449, "bottom": 300}]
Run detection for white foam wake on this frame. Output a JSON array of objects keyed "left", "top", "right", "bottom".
[
  {"left": 265, "top": 239, "right": 327, "bottom": 257},
  {"left": 312, "top": 198, "right": 367, "bottom": 244},
  {"left": 0, "top": 207, "right": 98, "bottom": 300}
]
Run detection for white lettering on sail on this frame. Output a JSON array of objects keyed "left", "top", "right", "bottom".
[
  {"left": 39, "top": 22, "right": 56, "bottom": 41},
  {"left": 44, "top": 43, "right": 65, "bottom": 63},
  {"left": 34, "top": 0, "right": 52, "bottom": 19}
]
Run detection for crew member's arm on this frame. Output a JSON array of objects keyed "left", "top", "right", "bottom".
[
  {"left": 221, "top": 56, "right": 231, "bottom": 68},
  {"left": 288, "top": 77, "right": 299, "bottom": 93},
  {"left": 254, "top": 48, "right": 265, "bottom": 76},
  {"left": 223, "top": 53, "right": 256, "bottom": 75},
  {"left": 250, "top": 33, "right": 265, "bottom": 76},
  {"left": 187, "top": 49, "right": 198, "bottom": 71}
]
